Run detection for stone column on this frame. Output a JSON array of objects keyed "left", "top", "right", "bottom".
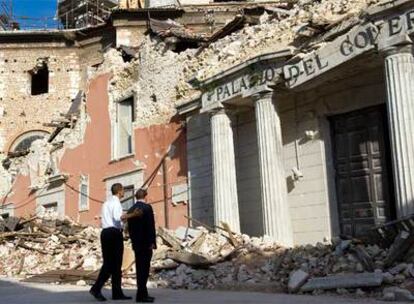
[
  {"left": 384, "top": 44, "right": 414, "bottom": 217},
  {"left": 210, "top": 109, "right": 241, "bottom": 233},
  {"left": 253, "top": 91, "right": 293, "bottom": 246}
]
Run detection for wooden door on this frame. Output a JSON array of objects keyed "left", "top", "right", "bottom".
[{"left": 331, "top": 105, "right": 395, "bottom": 237}]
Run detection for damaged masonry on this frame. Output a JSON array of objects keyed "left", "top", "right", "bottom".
[{"left": 3, "top": 0, "right": 414, "bottom": 302}]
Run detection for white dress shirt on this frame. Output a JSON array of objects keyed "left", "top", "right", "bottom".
[{"left": 101, "top": 195, "right": 123, "bottom": 229}]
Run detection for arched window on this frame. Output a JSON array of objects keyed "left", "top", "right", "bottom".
[{"left": 10, "top": 130, "right": 49, "bottom": 153}]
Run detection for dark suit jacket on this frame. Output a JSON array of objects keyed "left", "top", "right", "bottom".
[{"left": 127, "top": 201, "right": 156, "bottom": 251}]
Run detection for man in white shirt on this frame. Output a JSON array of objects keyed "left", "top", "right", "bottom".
[{"left": 90, "top": 183, "right": 141, "bottom": 302}]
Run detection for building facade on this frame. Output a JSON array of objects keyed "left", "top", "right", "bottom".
[{"left": 178, "top": 0, "right": 414, "bottom": 245}]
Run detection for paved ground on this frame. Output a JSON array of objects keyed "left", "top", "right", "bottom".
[{"left": 0, "top": 278, "right": 401, "bottom": 304}]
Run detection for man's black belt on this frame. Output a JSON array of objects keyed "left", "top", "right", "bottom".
[{"left": 103, "top": 227, "right": 123, "bottom": 232}]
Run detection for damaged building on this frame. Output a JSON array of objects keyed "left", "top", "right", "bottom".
[
  {"left": 178, "top": 0, "right": 414, "bottom": 245},
  {"left": 0, "top": 0, "right": 267, "bottom": 228},
  {"left": 2, "top": 0, "right": 414, "bottom": 248}
]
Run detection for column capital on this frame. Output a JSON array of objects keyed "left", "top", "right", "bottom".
[
  {"left": 379, "top": 34, "right": 413, "bottom": 57},
  {"left": 251, "top": 89, "right": 274, "bottom": 102},
  {"left": 383, "top": 44, "right": 413, "bottom": 57},
  {"left": 209, "top": 107, "right": 226, "bottom": 116},
  {"left": 208, "top": 106, "right": 237, "bottom": 119},
  {"left": 208, "top": 108, "right": 230, "bottom": 120}
]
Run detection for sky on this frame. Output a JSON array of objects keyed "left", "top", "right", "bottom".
[{"left": 11, "top": 0, "right": 58, "bottom": 29}]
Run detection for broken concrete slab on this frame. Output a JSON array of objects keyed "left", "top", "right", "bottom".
[
  {"left": 152, "top": 258, "right": 179, "bottom": 271},
  {"left": 175, "top": 226, "right": 202, "bottom": 241},
  {"left": 167, "top": 250, "right": 211, "bottom": 267},
  {"left": 385, "top": 231, "right": 414, "bottom": 267},
  {"left": 158, "top": 227, "right": 182, "bottom": 250},
  {"left": 288, "top": 270, "right": 310, "bottom": 293},
  {"left": 300, "top": 273, "right": 384, "bottom": 292}
]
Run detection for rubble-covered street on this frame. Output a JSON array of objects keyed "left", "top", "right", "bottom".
[
  {"left": 4, "top": 214, "right": 414, "bottom": 302},
  {"left": 3, "top": 0, "right": 414, "bottom": 302}
]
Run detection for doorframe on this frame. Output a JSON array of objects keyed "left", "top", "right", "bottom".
[
  {"left": 325, "top": 104, "right": 396, "bottom": 237},
  {"left": 320, "top": 116, "right": 341, "bottom": 238}
]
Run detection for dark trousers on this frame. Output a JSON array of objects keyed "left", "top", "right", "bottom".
[
  {"left": 92, "top": 227, "right": 124, "bottom": 297},
  {"left": 134, "top": 248, "right": 153, "bottom": 299}
]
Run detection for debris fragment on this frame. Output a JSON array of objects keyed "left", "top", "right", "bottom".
[
  {"left": 300, "top": 273, "right": 384, "bottom": 292},
  {"left": 288, "top": 269, "right": 309, "bottom": 293},
  {"left": 382, "top": 287, "right": 414, "bottom": 302}
]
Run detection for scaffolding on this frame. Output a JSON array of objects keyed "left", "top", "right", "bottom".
[
  {"left": 0, "top": 0, "right": 117, "bottom": 31},
  {"left": 57, "top": 0, "right": 118, "bottom": 29},
  {"left": 0, "top": 0, "right": 18, "bottom": 30},
  {"left": 0, "top": 0, "right": 58, "bottom": 30}
]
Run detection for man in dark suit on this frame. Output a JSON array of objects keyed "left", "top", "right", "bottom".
[{"left": 127, "top": 188, "right": 157, "bottom": 303}]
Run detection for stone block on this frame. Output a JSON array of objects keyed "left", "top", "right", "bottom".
[
  {"left": 301, "top": 273, "right": 383, "bottom": 292},
  {"left": 288, "top": 269, "right": 309, "bottom": 293}
]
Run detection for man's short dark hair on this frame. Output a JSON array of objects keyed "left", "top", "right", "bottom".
[
  {"left": 135, "top": 188, "right": 148, "bottom": 200},
  {"left": 111, "top": 183, "right": 123, "bottom": 195}
]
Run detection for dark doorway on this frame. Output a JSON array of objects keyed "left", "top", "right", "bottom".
[{"left": 330, "top": 105, "right": 395, "bottom": 237}]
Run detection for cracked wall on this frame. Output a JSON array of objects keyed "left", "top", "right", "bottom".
[{"left": 101, "top": 37, "right": 194, "bottom": 129}]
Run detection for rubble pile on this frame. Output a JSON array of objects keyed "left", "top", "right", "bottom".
[
  {"left": 175, "top": 0, "right": 384, "bottom": 102},
  {"left": 4, "top": 214, "right": 414, "bottom": 300},
  {"left": 150, "top": 223, "right": 414, "bottom": 301},
  {"left": 0, "top": 214, "right": 102, "bottom": 277}
]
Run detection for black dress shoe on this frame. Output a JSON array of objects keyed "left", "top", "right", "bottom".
[
  {"left": 136, "top": 296, "right": 154, "bottom": 303},
  {"left": 113, "top": 295, "right": 133, "bottom": 300},
  {"left": 89, "top": 289, "right": 107, "bottom": 302}
]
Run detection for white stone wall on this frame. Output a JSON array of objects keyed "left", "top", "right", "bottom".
[
  {"left": 279, "top": 68, "right": 386, "bottom": 245},
  {"left": 0, "top": 46, "right": 83, "bottom": 151},
  {"left": 279, "top": 105, "right": 332, "bottom": 245}
]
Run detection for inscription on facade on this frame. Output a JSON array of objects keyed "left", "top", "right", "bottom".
[
  {"left": 202, "top": 66, "right": 279, "bottom": 111},
  {"left": 385, "top": 9, "right": 414, "bottom": 37},
  {"left": 284, "top": 8, "right": 414, "bottom": 88},
  {"left": 283, "top": 23, "right": 379, "bottom": 88}
]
